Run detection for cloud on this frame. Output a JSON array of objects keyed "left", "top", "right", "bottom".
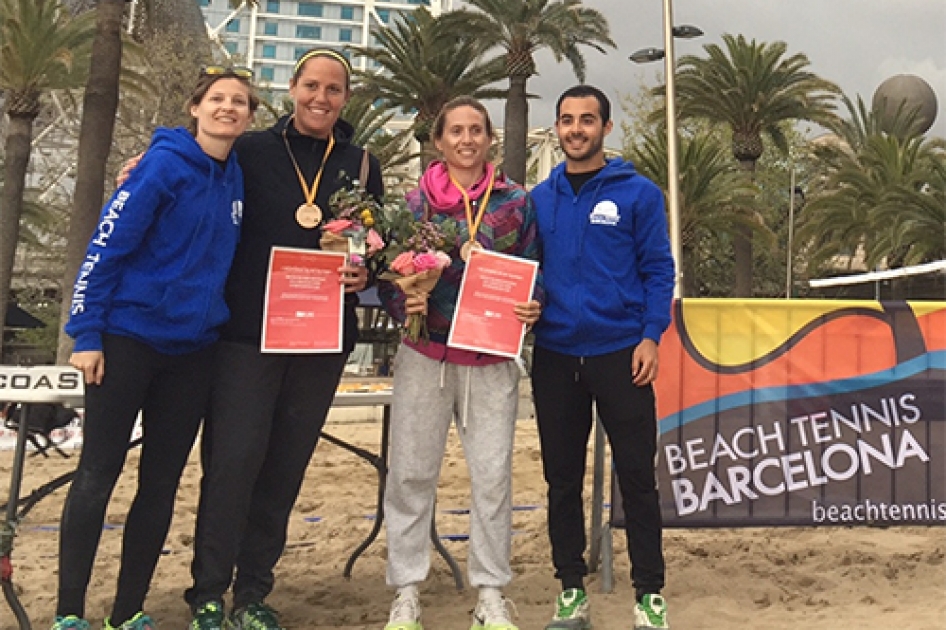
[{"left": 469, "top": 0, "right": 945, "bottom": 138}]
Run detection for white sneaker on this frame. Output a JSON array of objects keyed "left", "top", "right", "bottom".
[
  {"left": 471, "top": 588, "right": 518, "bottom": 630},
  {"left": 384, "top": 586, "right": 422, "bottom": 630}
]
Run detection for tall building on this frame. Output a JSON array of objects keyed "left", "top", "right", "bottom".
[{"left": 198, "top": 0, "right": 454, "bottom": 93}]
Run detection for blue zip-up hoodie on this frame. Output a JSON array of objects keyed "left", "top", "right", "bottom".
[
  {"left": 531, "top": 158, "right": 674, "bottom": 356},
  {"left": 66, "top": 127, "right": 244, "bottom": 354}
]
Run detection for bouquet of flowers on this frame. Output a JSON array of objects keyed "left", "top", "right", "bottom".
[
  {"left": 320, "top": 186, "right": 385, "bottom": 265},
  {"left": 376, "top": 205, "right": 458, "bottom": 342}
]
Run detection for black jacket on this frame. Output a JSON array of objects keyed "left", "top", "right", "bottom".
[{"left": 222, "top": 115, "right": 383, "bottom": 351}]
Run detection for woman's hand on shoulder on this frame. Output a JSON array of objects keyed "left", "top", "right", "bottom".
[{"left": 116, "top": 153, "right": 144, "bottom": 188}]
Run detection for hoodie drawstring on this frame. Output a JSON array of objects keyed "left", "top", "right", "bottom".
[{"left": 461, "top": 365, "right": 473, "bottom": 432}]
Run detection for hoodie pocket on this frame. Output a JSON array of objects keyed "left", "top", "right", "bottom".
[{"left": 142, "top": 284, "right": 212, "bottom": 338}]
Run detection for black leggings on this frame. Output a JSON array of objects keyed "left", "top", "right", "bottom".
[
  {"left": 186, "top": 341, "right": 347, "bottom": 611},
  {"left": 56, "top": 334, "right": 214, "bottom": 623},
  {"left": 531, "top": 344, "right": 665, "bottom": 595}
]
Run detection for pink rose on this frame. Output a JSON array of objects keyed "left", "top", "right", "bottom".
[
  {"left": 389, "top": 251, "right": 416, "bottom": 276},
  {"left": 433, "top": 251, "right": 451, "bottom": 269},
  {"left": 322, "top": 219, "right": 352, "bottom": 235},
  {"left": 366, "top": 229, "right": 385, "bottom": 255},
  {"left": 412, "top": 251, "right": 440, "bottom": 272}
]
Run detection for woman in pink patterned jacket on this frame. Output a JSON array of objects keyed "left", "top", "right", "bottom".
[{"left": 377, "top": 96, "right": 543, "bottom": 630}]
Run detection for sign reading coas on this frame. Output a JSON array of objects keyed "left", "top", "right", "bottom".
[{"left": 0, "top": 366, "right": 85, "bottom": 404}]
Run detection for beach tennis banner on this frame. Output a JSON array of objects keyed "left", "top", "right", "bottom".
[{"left": 618, "top": 299, "right": 945, "bottom": 528}]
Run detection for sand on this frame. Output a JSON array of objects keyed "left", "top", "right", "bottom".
[{"left": 2, "top": 412, "right": 944, "bottom": 630}]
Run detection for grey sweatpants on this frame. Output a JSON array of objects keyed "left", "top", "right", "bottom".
[{"left": 384, "top": 345, "right": 520, "bottom": 589}]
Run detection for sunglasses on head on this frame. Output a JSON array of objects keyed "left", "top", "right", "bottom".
[{"left": 200, "top": 65, "right": 254, "bottom": 80}]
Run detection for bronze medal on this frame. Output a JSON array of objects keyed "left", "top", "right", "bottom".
[
  {"left": 460, "top": 240, "right": 483, "bottom": 262},
  {"left": 296, "top": 203, "right": 323, "bottom": 229},
  {"left": 283, "top": 117, "right": 336, "bottom": 231},
  {"left": 451, "top": 168, "right": 496, "bottom": 263}
]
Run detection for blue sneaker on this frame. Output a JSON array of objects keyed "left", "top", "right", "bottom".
[{"left": 51, "top": 616, "right": 90, "bottom": 630}]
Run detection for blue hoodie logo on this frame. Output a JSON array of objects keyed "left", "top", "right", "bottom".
[{"left": 589, "top": 200, "right": 620, "bottom": 226}]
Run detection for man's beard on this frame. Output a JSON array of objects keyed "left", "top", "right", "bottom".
[{"left": 560, "top": 134, "right": 603, "bottom": 162}]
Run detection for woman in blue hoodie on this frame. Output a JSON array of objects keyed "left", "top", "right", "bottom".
[{"left": 52, "top": 68, "right": 259, "bottom": 630}]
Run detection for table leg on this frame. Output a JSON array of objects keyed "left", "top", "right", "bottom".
[
  {"left": 589, "top": 413, "right": 605, "bottom": 573},
  {"left": 335, "top": 407, "right": 389, "bottom": 579},
  {"left": 2, "top": 404, "right": 34, "bottom": 630},
  {"left": 325, "top": 405, "right": 465, "bottom": 590}
]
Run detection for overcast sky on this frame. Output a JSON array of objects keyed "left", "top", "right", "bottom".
[{"left": 473, "top": 0, "right": 946, "bottom": 142}]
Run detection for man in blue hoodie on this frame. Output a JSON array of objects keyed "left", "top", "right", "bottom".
[{"left": 530, "top": 85, "right": 675, "bottom": 630}]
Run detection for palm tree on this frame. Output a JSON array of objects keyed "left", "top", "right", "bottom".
[
  {"left": 349, "top": 7, "right": 507, "bottom": 170},
  {"left": 341, "top": 89, "right": 417, "bottom": 195},
  {"left": 125, "top": 0, "right": 209, "bottom": 41},
  {"left": 799, "top": 128, "right": 945, "bottom": 273},
  {"left": 56, "top": 0, "right": 127, "bottom": 362},
  {"left": 439, "top": 0, "right": 614, "bottom": 184},
  {"left": 671, "top": 34, "right": 840, "bottom": 296},
  {"left": 822, "top": 95, "right": 925, "bottom": 157},
  {"left": 629, "top": 127, "right": 762, "bottom": 297},
  {"left": 0, "top": 0, "right": 95, "bottom": 357},
  {"left": 875, "top": 146, "right": 946, "bottom": 266}
]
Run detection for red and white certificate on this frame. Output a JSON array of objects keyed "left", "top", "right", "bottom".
[
  {"left": 261, "top": 247, "right": 346, "bottom": 353},
  {"left": 448, "top": 249, "right": 539, "bottom": 358}
]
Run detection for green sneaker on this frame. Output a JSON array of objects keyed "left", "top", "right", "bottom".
[
  {"left": 384, "top": 588, "right": 423, "bottom": 630},
  {"left": 226, "top": 603, "right": 283, "bottom": 630},
  {"left": 545, "top": 588, "right": 591, "bottom": 630},
  {"left": 190, "top": 601, "right": 226, "bottom": 630},
  {"left": 51, "top": 616, "right": 91, "bottom": 630},
  {"left": 633, "top": 594, "right": 668, "bottom": 630},
  {"left": 103, "top": 612, "right": 156, "bottom": 630}
]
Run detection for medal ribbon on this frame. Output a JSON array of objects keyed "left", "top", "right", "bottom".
[
  {"left": 449, "top": 167, "right": 495, "bottom": 247},
  {"left": 282, "top": 115, "right": 336, "bottom": 209}
]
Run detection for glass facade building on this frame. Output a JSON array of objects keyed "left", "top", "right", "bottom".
[{"left": 199, "top": 0, "right": 453, "bottom": 93}]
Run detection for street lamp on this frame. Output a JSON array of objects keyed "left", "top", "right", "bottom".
[
  {"left": 630, "top": 2, "right": 702, "bottom": 298},
  {"left": 785, "top": 171, "right": 806, "bottom": 298}
]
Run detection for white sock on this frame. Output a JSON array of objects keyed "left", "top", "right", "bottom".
[
  {"left": 397, "top": 584, "right": 419, "bottom": 599},
  {"left": 479, "top": 586, "right": 502, "bottom": 602}
]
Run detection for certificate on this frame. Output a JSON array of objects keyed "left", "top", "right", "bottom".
[
  {"left": 448, "top": 249, "right": 539, "bottom": 358},
  {"left": 261, "top": 247, "right": 346, "bottom": 353}
]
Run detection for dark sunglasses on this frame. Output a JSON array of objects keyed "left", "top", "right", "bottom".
[{"left": 200, "top": 65, "right": 254, "bottom": 80}]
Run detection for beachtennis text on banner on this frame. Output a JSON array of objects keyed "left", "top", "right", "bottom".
[{"left": 625, "top": 299, "right": 946, "bottom": 528}]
